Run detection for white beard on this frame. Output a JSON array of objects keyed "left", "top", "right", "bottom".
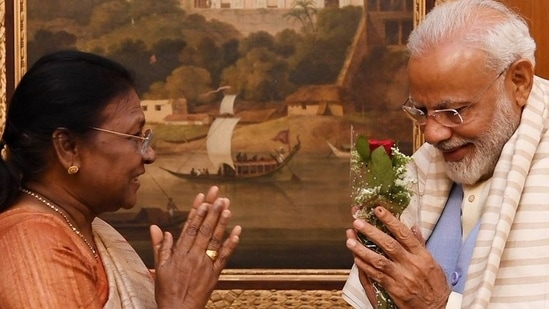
[{"left": 440, "top": 92, "right": 519, "bottom": 185}]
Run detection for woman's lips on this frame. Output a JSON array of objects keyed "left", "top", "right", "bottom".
[{"left": 132, "top": 173, "right": 143, "bottom": 189}]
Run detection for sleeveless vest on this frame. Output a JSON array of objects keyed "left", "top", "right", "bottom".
[{"left": 426, "top": 183, "right": 480, "bottom": 293}]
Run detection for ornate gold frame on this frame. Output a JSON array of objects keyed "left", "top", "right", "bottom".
[
  {"left": 0, "top": 0, "right": 6, "bottom": 130},
  {"left": 1, "top": 0, "right": 428, "bottom": 306},
  {"left": 10, "top": 0, "right": 25, "bottom": 83}
]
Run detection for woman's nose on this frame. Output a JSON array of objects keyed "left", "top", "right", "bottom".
[{"left": 142, "top": 146, "right": 156, "bottom": 164}]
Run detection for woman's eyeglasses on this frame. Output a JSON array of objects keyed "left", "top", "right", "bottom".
[{"left": 90, "top": 127, "right": 152, "bottom": 155}]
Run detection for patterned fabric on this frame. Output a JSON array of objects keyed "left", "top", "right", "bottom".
[
  {"left": 343, "top": 76, "right": 549, "bottom": 308},
  {"left": 93, "top": 218, "right": 157, "bottom": 309}
]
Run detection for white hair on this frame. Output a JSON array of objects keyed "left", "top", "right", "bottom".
[{"left": 407, "top": 0, "right": 536, "bottom": 72}]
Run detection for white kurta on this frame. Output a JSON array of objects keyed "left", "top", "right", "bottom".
[{"left": 343, "top": 76, "right": 549, "bottom": 308}]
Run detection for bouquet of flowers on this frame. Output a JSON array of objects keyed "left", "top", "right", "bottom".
[{"left": 350, "top": 135, "right": 416, "bottom": 309}]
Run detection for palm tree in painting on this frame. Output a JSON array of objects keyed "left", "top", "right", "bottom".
[{"left": 284, "top": 0, "right": 318, "bottom": 34}]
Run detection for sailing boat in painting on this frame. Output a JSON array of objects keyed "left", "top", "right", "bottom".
[{"left": 161, "top": 94, "right": 301, "bottom": 181}]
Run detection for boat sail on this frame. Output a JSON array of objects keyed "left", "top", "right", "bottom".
[
  {"left": 161, "top": 94, "right": 300, "bottom": 181},
  {"left": 207, "top": 95, "right": 240, "bottom": 171}
]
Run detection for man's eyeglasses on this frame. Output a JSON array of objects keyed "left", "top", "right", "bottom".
[
  {"left": 402, "top": 68, "right": 508, "bottom": 127},
  {"left": 90, "top": 127, "right": 153, "bottom": 155}
]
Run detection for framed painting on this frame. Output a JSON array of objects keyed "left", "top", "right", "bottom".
[{"left": 2, "top": 0, "right": 430, "bottom": 306}]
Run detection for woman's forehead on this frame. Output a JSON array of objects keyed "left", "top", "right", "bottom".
[{"left": 99, "top": 91, "right": 144, "bottom": 125}]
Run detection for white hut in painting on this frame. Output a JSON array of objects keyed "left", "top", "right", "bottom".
[
  {"left": 285, "top": 84, "right": 353, "bottom": 116},
  {"left": 141, "top": 100, "right": 173, "bottom": 123}
]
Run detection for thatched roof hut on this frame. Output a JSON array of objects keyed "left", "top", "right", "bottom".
[{"left": 285, "top": 84, "right": 354, "bottom": 116}]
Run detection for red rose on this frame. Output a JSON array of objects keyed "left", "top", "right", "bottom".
[{"left": 369, "top": 139, "right": 395, "bottom": 157}]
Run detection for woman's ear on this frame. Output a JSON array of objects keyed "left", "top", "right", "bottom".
[
  {"left": 508, "top": 59, "right": 534, "bottom": 108},
  {"left": 51, "top": 128, "right": 79, "bottom": 172}
]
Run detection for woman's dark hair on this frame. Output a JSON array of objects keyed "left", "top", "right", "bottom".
[{"left": 0, "top": 50, "right": 136, "bottom": 211}]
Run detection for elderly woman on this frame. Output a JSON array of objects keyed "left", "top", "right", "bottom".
[{"left": 0, "top": 50, "right": 242, "bottom": 308}]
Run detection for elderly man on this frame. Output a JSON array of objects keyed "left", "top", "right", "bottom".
[{"left": 343, "top": 0, "right": 549, "bottom": 308}]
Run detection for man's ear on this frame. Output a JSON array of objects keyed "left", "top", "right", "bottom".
[
  {"left": 51, "top": 128, "right": 79, "bottom": 171},
  {"left": 508, "top": 59, "right": 534, "bottom": 108}
]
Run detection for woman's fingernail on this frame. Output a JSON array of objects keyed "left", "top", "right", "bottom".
[
  {"left": 354, "top": 220, "right": 365, "bottom": 229},
  {"left": 213, "top": 200, "right": 223, "bottom": 210}
]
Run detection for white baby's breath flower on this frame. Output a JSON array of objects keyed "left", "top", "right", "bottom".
[{"left": 351, "top": 138, "right": 413, "bottom": 223}]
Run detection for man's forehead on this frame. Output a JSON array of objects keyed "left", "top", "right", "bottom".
[
  {"left": 408, "top": 45, "right": 488, "bottom": 76},
  {"left": 406, "top": 50, "right": 498, "bottom": 109}
]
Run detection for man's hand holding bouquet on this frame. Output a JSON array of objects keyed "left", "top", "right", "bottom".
[{"left": 350, "top": 134, "right": 419, "bottom": 309}]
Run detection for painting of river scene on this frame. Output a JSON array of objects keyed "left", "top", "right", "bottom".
[
  {"left": 99, "top": 110, "right": 413, "bottom": 269},
  {"left": 128, "top": 150, "right": 355, "bottom": 269},
  {"left": 22, "top": 0, "right": 415, "bottom": 269}
]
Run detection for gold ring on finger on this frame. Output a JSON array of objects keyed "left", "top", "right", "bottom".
[{"left": 206, "top": 249, "right": 218, "bottom": 261}]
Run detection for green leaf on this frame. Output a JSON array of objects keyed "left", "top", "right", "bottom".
[
  {"left": 368, "top": 146, "right": 394, "bottom": 193},
  {"left": 355, "top": 135, "right": 370, "bottom": 162}
]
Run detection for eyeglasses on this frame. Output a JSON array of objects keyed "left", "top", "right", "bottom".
[
  {"left": 402, "top": 68, "right": 507, "bottom": 127},
  {"left": 90, "top": 127, "right": 153, "bottom": 155}
]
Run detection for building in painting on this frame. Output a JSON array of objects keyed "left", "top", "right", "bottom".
[
  {"left": 141, "top": 100, "right": 173, "bottom": 124},
  {"left": 284, "top": 0, "right": 413, "bottom": 114},
  {"left": 364, "top": 0, "right": 414, "bottom": 47},
  {"left": 285, "top": 85, "right": 353, "bottom": 116},
  {"left": 141, "top": 98, "right": 211, "bottom": 125}
]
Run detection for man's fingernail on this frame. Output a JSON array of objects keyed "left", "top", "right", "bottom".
[
  {"left": 347, "top": 238, "right": 357, "bottom": 247},
  {"left": 354, "top": 220, "right": 365, "bottom": 229}
]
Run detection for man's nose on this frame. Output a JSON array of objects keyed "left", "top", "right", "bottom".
[{"left": 422, "top": 116, "right": 453, "bottom": 145}]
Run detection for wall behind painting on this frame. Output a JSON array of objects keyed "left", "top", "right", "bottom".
[{"left": 500, "top": 0, "right": 549, "bottom": 79}]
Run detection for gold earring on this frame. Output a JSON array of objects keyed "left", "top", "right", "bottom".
[{"left": 67, "top": 165, "right": 79, "bottom": 175}]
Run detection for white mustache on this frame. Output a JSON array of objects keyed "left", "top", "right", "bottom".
[{"left": 436, "top": 138, "right": 471, "bottom": 151}]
